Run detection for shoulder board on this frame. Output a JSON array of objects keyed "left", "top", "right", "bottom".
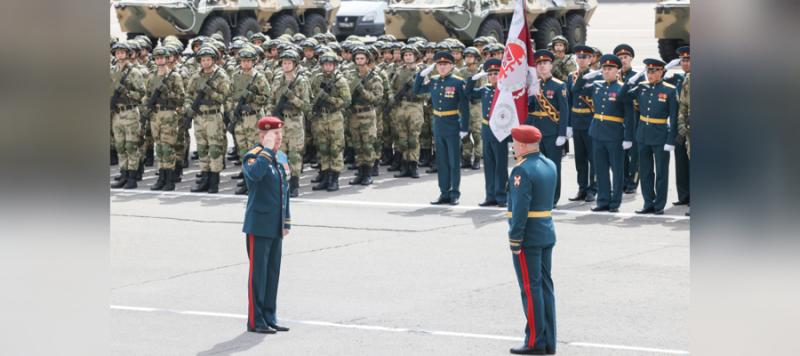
[
  {"left": 514, "top": 158, "right": 527, "bottom": 167},
  {"left": 617, "top": 80, "right": 625, "bottom": 85},
  {"left": 258, "top": 151, "right": 273, "bottom": 161},
  {"left": 431, "top": 75, "right": 440, "bottom": 79},
  {"left": 451, "top": 74, "right": 463, "bottom": 81},
  {"left": 247, "top": 146, "right": 263, "bottom": 155},
  {"left": 639, "top": 80, "right": 649, "bottom": 85},
  {"left": 551, "top": 78, "right": 564, "bottom": 84},
  {"left": 662, "top": 82, "right": 676, "bottom": 89}
]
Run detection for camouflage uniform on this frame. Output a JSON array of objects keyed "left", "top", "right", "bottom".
[
  {"left": 229, "top": 66, "right": 270, "bottom": 158},
  {"left": 143, "top": 66, "right": 185, "bottom": 171},
  {"left": 110, "top": 61, "right": 146, "bottom": 186},
  {"left": 552, "top": 54, "right": 577, "bottom": 82},
  {"left": 458, "top": 63, "right": 484, "bottom": 168},
  {"left": 270, "top": 68, "right": 311, "bottom": 181},
  {"left": 389, "top": 62, "right": 425, "bottom": 176},
  {"left": 347, "top": 65, "right": 384, "bottom": 184},
  {"left": 309, "top": 63, "right": 351, "bottom": 190},
  {"left": 678, "top": 73, "right": 691, "bottom": 157}
]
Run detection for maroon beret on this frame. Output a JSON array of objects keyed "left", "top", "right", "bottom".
[
  {"left": 511, "top": 125, "right": 542, "bottom": 144},
  {"left": 257, "top": 116, "right": 284, "bottom": 130}
]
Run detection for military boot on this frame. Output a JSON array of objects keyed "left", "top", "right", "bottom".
[
  {"left": 150, "top": 169, "right": 166, "bottom": 191},
  {"left": 327, "top": 171, "right": 340, "bottom": 192},
  {"left": 409, "top": 161, "right": 420, "bottom": 179},
  {"left": 371, "top": 160, "right": 380, "bottom": 177},
  {"left": 136, "top": 163, "right": 144, "bottom": 181},
  {"left": 387, "top": 151, "right": 402, "bottom": 171},
  {"left": 344, "top": 147, "right": 355, "bottom": 164},
  {"left": 349, "top": 167, "right": 364, "bottom": 185},
  {"left": 289, "top": 176, "right": 299, "bottom": 197},
  {"left": 312, "top": 170, "right": 329, "bottom": 191},
  {"left": 360, "top": 165, "right": 373, "bottom": 185},
  {"left": 191, "top": 171, "right": 209, "bottom": 192},
  {"left": 123, "top": 169, "right": 138, "bottom": 189},
  {"left": 394, "top": 160, "right": 410, "bottom": 178},
  {"left": 110, "top": 170, "right": 128, "bottom": 189},
  {"left": 311, "top": 169, "right": 325, "bottom": 183},
  {"left": 144, "top": 147, "right": 154, "bottom": 167},
  {"left": 173, "top": 163, "right": 183, "bottom": 183},
  {"left": 207, "top": 172, "right": 219, "bottom": 194},
  {"left": 418, "top": 148, "right": 431, "bottom": 167},
  {"left": 380, "top": 147, "right": 393, "bottom": 165},
  {"left": 162, "top": 169, "right": 175, "bottom": 191},
  {"left": 110, "top": 147, "right": 118, "bottom": 166},
  {"left": 471, "top": 157, "right": 481, "bottom": 170},
  {"left": 460, "top": 157, "right": 472, "bottom": 168}
]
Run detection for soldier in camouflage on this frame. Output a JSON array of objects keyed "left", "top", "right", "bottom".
[
  {"left": 110, "top": 41, "right": 147, "bottom": 190},
  {"left": 388, "top": 45, "right": 425, "bottom": 179},
  {"left": 347, "top": 46, "right": 384, "bottom": 186},
  {"left": 458, "top": 46, "right": 484, "bottom": 170},
  {"left": 229, "top": 47, "right": 271, "bottom": 195},
  {"left": 309, "top": 52, "right": 351, "bottom": 192},
  {"left": 184, "top": 45, "right": 232, "bottom": 194},
  {"left": 270, "top": 49, "right": 311, "bottom": 197},
  {"left": 550, "top": 36, "right": 577, "bottom": 82}
]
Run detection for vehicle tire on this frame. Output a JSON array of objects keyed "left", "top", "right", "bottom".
[
  {"left": 199, "top": 16, "right": 232, "bottom": 44},
  {"left": 236, "top": 17, "right": 262, "bottom": 39},
  {"left": 269, "top": 14, "right": 300, "bottom": 38},
  {"left": 476, "top": 18, "right": 505, "bottom": 44},
  {"left": 533, "top": 16, "right": 562, "bottom": 50},
  {"left": 302, "top": 13, "right": 328, "bottom": 36},
  {"left": 658, "top": 38, "right": 687, "bottom": 62},
  {"left": 562, "top": 13, "right": 587, "bottom": 52}
]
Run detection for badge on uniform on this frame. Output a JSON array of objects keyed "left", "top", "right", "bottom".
[
  {"left": 247, "top": 158, "right": 256, "bottom": 164},
  {"left": 546, "top": 90, "right": 554, "bottom": 99},
  {"left": 609, "top": 92, "right": 617, "bottom": 101},
  {"left": 444, "top": 86, "right": 456, "bottom": 98},
  {"left": 658, "top": 93, "right": 668, "bottom": 102},
  {"left": 513, "top": 175, "right": 521, "bottom": 187}
]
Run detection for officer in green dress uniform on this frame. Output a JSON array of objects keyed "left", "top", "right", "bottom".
[
  {"left": 566, "top": 45, "right": 598, "bottom": 203},
  {"left": 507, "top": 125, "right": 558, "bottom": 355},
  {"left": 242, "top": 116, "right": 292, "bottom": 334},
  {"left": 614, "top": 44, "right": 640, "bottom": 194},
  {"left": 628, "top": 59, "right": 678, "bottom": 215},
  {"left": 414, "top": 51, "right": 470, "bottom": 205}
]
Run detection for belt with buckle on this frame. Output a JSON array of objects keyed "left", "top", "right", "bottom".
[
  {"left": 505, "top": 210, "right": 552, "bottom": 218},
  {"left": 433, "top": 109, "right": 458, "bottom": 117},
  {"left": 593, "top": 114, "right": 624, "bottom": 123},
  {"left": 639, "top": 115, "right": 667, "bottom": 124}
]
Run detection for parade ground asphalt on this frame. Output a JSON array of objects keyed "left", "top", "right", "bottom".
[{"left": 110, "top": 2, "right": 688, "bottom": 355}]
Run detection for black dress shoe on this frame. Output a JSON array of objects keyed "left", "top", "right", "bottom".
[
  {"left": 430, "top": 196, "right": 450, "bottom": 205},
  {"left": 267, "top": 324, "right": 290, "bottom": 332},
  {"left": 478, "top": 200, "right": 498, "bottom": 207},
  {"left": 623, "top": 187, "right": 636, "bottom": 194},
  {"left": 449, "top": 198, "right": 460, "bottom": 205},
  {"left": 653, "top": 209, "right": 664, "bottom": 215},
  {"left": 584, "top": 192, "right": 596, "bottom": 202},
  {"left": 509, "top": 344, "right": 548, "bottom": 355},
  {"left": 591, "top": 206, "right": 609, "bottom": 212},
  {"left": 672, "top": 200, "right": 689, "bottom": 206},
  {"left": 609, "top": 207, "right": 619, "bottom": 213},
  {"left": 635, "top": 207, "right": 655, "bottom": 214},
  {"left": 497, "top": 202, "right": 507, "bottom": 208},
  {"left": 568, "top": 193, "right": 586, "bottom": 201},
  {"left": 247, "top": 326, "right": 276, "bottom": 334}
]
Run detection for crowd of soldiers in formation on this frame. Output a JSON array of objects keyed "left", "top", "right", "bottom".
[{"left": 110, "top": 31, "right": 690, "bottom": 213}]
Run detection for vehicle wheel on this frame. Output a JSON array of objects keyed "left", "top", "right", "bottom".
[
  {"left": 658, "top": 38, "right": 687, "bottom": 62},
  {"left": 269, "top": 14, "right": 300, "bottom": 38},
  {"left": 302, "top": 13, "right": 328, "bottom": 36},
  {"left": 562, "top": 13, "right": 587, "bottom": 52},
  {"left": 236, "top": 17, "right": 262, "bottom": 38},
  {"left": 199, "top": 16, "right": 232, "bottom": 44},
  {"left": 533, "top": 16, "right": 562, "bottom": 50},
  {"left": 476, "top": 18, "right": 505, "bottom": 44}
]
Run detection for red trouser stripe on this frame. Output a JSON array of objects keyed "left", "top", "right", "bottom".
[
  {"left": 248, "top": 233, "right": 255, "bottom": 329},
  {"left": 519, "top": 250, "right": 537, "bottom": 348}
]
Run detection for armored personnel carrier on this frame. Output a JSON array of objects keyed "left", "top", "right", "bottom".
[
  {"left": 112, "top": 0, "right": 341, "bottom": 44},
  {"left": 384, "top": 0, "right": 598, "bottom": 50},
  {"left": 655, "top": 0, "right": 690, "bottom": 61}
]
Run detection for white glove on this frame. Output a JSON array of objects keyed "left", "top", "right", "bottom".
[
  {"left": 471, "top": 71, "right": 488, "bottom": 81},
  {"left": 665, "top": 58, "right": 682, "bottom": 70},
  {"left": 421, "top": 63, "right": 436, "bottom": 77},
  {"left": 527, "top": 67, "right": 539, "bottom": 96},
  {"left": 566, "top": 127, "right": 573, "bottom": 139},
  {"left": 664, "top": 144, "right": 675, "bottom": 152},
  {"left": 555, "top": 136, "right": 566, "bottom": 146},
  {"left": 627, "top": 70, "right": 646, "bottom": 85},
  {"left": 622, "top": 141, "right": 633, "bottom": 150},
  {"left": 460, "top": 131, "right": 469, "bottom": 140},
  {"left": 582, "top": 69, "right": 602, "bottom": 80}
]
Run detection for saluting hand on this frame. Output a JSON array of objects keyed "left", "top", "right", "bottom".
[{"left": 283, "top": 229, "right": 290, "bottom": 237}]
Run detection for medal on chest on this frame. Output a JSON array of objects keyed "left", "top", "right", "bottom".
[
  {"left": 658, "top": 92, "right": 668, "bottom": 102},
  {"left": 608, "top": 91, "right": 617, "bottom": 101},
  {"left": 546, "top": 89, "right": 554, "bottom": 99},
  {"left": 444, "top": 86, "right": 456, "bottom": 98}
]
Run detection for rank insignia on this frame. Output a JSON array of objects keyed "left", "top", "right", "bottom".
[{"left": 514, "top": 175, "right": 521, "bottom": 187}]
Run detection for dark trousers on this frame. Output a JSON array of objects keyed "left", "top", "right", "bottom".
[
  {"left": 481, "top": 125, "right": 509, "bottom": 204},
  {"left": 639, "top": 144, "right": 670, "bottom": 211},
  {"left": 539, "top": 136, "right": 562, "bottom": 206},
  {"left": 593, "top": 139, "right": 625, "bottom": 209},
  {"left": 433, "top": 118, "right": 462, "bottom": 200},
  {"left": 674, "top": 140, "right": 690, "bottom": 203},
  {"left": 513, "top": 245, "right": 556, "bottom": 352},
  {"left": 573, "top": 129, "right": 596, "bottom": 195},
  {"left": 623, "top": 142, "right": 639, "bottom": 191},
  {"left": 246, "top": 234, "right": 283, "bottom": 329}
]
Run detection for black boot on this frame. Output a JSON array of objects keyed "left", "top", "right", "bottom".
[
  {"left": 162, "top": 169, "right": 175, "bottom": 191},
  {"left": 327, "top": 171, "right": 340, "bottom": 192},
  {"left": 207, "top": 172, "right": 219, "bottom": 194},
  {"left": 312, "top": 170, "right": 329, "bottom": 191},
  {"left": 471, "top": 157, "right": 481, "bottom": 170},
  {"left": 371, "top": 160, "right": 380, "bottom": 177},
  {"left": 144, "top": 147, "right": 154, "bottom": 167},
  {"left": 349, "top": 167, "right": 364, "bottom": 185},
  {"left": 419, "top": 148, "right": 431, "bottom": 167},
  {"left": 408, "top": 161, "right": 420, "bottom": 179},
  {"left": 136, "top": 163, "right": 144, "bottom": 181},
  {"left": 460, "top": 157, "right": 471, "bottom": 168},
  {"left": 311, "top": 169, "right": 324, "bottom": 183},
  {"left": 394, "top": 160, "right": 410, "bottom": 178},
  {"left": 111, "top": 169, "right": 127, "bottom": 188},
  {"left": 387, "top": 151, "right": 402, "bottom": 171},
  {"left": 344, "top": 147, "right": 355, "bottom": 164},
  {"left": 380, "top": 147, "right": 392, "bottom": 165},
  {"left": 191, "top": 171, "right": 209, "bottom": 192},
  {"left": 150, "top": 169, "right": 166, "bottom": 191},
  {"left": 173, "top": 163, "right": 183, "bottom": 183},
  {"left": 289, "top": 176, "right": 299, "bottom": 197},
  {"left": 110, "top": 147, "right": 118, "bottom": 166},
  {"left": 124, "top": 169, "right": 138, "bottom": 189},
  {"left": 360, "top": 165, "right": 373, "bottom": 185}
]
